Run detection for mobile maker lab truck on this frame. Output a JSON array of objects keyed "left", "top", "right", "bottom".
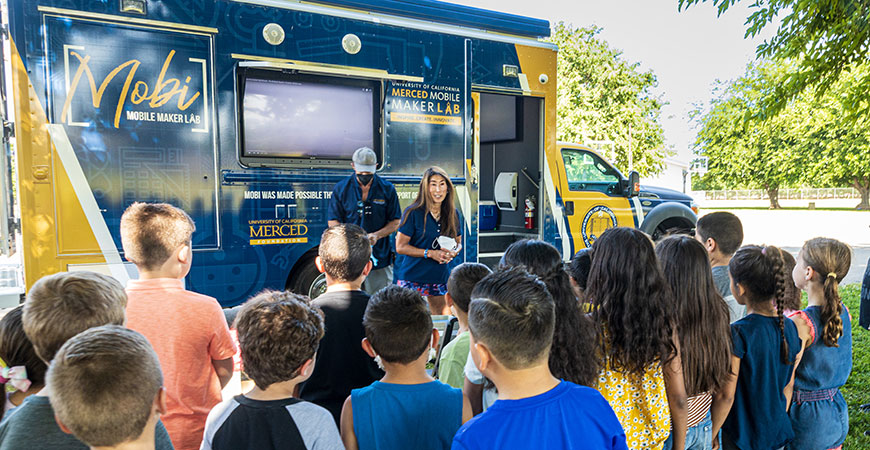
[{"left": 0, "top": 0, "right": 697, "bottom": 306}]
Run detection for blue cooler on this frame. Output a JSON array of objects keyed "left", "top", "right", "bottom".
[{"left": 479, "top": 201, "right": 498, "bottom": 231}]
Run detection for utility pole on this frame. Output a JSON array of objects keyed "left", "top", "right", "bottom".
[{"left": 628, "top": 122, "right": 633, "bottom": 172}]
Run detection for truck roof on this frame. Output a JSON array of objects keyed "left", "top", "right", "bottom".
[{"left": 310, "top": 0, "right": 551, "bottom": 38}]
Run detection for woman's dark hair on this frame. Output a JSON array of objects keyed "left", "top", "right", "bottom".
[
  {"left": 780, "top": 251, "right": 803, "bottom": 312},
  {"left": 655, "top": 235, "right": 731, "bottom": 396},
  {"left": 569, "top": 248, "right": 593, "bottom": 292},
  {"left": 0, "top": 306, "right": 48, "bottom": 420},
  {"left": 729, "top": 245, "right": 793, "bottom": 364},
  {"left": 586, "top": 227, "right": 676, "bottom": 373},
  {"left": 500, "top": 239, "right": 600, "bottom": 386},
  {"left": 801, "top": 237, "right": 851, "bottom": 347},
  {"left": 399, "top": 166, "right": 459, "bottom": 238}
]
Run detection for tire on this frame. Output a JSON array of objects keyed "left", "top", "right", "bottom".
[
  {"left": 289, "top": 259, "right": 327, "bottom": 299},
  {"left": 651, "top": 218, "right": 694, "bottom": 242}
]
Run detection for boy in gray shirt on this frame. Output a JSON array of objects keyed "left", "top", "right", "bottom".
[{"left": 695, "top": 211, "right": 746, "bottom": 322}]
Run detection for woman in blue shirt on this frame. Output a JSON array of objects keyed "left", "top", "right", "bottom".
[{"left": 395, "top": 166, "right": 462, "bottom": 315}]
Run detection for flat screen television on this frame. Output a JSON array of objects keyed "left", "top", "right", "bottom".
[
  {"left": 479, "top": 93, "right": 522, "bottom": 143},
  {"left": 238, "top": 69, "right": 381, "bottom": 168}
]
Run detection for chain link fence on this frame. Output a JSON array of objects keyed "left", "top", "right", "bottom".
[{"left": 700, "top": 188, "right": 860, "bottom": 201}]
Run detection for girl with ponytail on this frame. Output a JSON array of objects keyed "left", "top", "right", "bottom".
[
  {"left": 787, "top": 237, "right": 852, "bottom": 450},
  {"left": 718, "top": 245, "right": 802, "bottom": 450}
]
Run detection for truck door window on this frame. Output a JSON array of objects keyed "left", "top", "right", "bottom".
[{"left": 561, "top": 149, "right": 621, "bottom": 194}]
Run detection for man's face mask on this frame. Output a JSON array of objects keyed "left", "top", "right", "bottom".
[{"left": 357, "top": 173, "right": 374, "bottom": 186}]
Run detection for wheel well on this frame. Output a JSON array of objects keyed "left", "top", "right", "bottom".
[
  {"left": 285, "top": 247, "right": 320, "bottom": 290},
  {"left": 653, "top": 217, "right": 695, "bottom": 238}
]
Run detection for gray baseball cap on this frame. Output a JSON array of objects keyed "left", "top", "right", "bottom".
[{"left": 352, "top": 147, "right": 377, "bottom": 173}]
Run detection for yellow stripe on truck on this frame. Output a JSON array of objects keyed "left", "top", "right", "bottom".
[{"left": 9, "top": 38, "right": 106, "bottom": 289}]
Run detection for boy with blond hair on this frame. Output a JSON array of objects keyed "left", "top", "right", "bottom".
[
  {"left": 0, "top": 271, "right": 174, "bottom": 450},
  {"left": 452, "top": 268, "right": 627, "bottom": 450},
  {"left": 340, "top": 285, "right": 471, "bottom": 450},
  {"left": 122, "top": 202, "right": 236, "bottom": 450},
  {"left": 49, "top": 325, "right": 167, "bottom": 450},
  {"left": 202, "top": 291, "right": 342, "bottom": 450}
]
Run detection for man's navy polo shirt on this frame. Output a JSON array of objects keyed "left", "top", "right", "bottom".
[{"left": 328, "top": 174, "right": 401, "bottom": 269}]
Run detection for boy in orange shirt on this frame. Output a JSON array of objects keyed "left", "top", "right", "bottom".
[{"left": 121, "top": 202, "right": 237, "bottom": 450}]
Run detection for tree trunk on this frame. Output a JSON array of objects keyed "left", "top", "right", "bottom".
[
  {"left": 855, "top": 177, "right": 870, "bottom": 210},
  {"left": 767, "top": 186, "right": 781, "bottom": 209}
]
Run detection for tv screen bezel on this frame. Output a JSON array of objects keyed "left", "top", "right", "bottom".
[{"left": 237, "top": 67, "right": 383, "bottom": 169}]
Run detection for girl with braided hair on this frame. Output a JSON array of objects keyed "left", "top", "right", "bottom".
[
  {"left": 718, "top": 245, "right": 802, "bottom": 450},
  {"left": 787, "top": 237, "right": 852, "bottom": 450}
]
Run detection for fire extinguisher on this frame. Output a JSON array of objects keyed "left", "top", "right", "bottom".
[{"left": 524, "top": 195, "right": 536, "bottom": 229}]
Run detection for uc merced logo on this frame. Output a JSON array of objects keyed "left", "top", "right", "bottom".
[{"left": 581, "top": 205, "right": 617, "bottom": 247}]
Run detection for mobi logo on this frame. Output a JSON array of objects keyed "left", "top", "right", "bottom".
[{"left": 60, "top": 46, "right": 208, "bottom": 132}]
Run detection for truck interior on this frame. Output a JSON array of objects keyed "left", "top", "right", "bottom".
[{"left": 475, "top": 93, "right": 543, "bottom": 268}]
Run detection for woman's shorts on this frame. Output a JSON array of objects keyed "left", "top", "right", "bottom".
[{"left": 396, "top": 279, "right": 448, "bottom": 297}]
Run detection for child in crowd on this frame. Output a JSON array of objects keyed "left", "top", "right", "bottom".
[
  {"left": 0, "top": 271, "right": 174, "bottom": 450},
  {"left": 340, "top": 285, "right": 471, "bottom": 450},
  {"left": 49, "top": 325, "right": 167, "bottom": 450},
  {"left": 860, "top": 255, "right": 870, "bottom": 330},
  {"left": 202, "top": 291, "right": 343, "bottom": 450},
  {"left": 463, "top": 240, "right": 600, "bottom": 415},
  {"left": 299, "top": 224, "right": 384, "bottom": 423},
  {"left": 452, "top": 267, "right": 627, "bottom": 450},
  {"left": 696, "top": 211, "right": 746, "bottom": 322},
  {"left": 715, "top": 245, "right": 802, "bottom": 450},
  {"left": 121, "top": 202, "right": 237, "bottom": 450},
  {"left": 656, "top": 236, "right": 733, "bottom": 450},
  {"left": 788, "top": 238, "right": 852, "bottom": 449},
  {"left": 780, "top": 251, "right": 803, "bottom": 315},
  {"left": 0, "top": 306, "right": 47, "bottom": 420},
  {"left": 568, "top": 247, "right": 593, "bottom": 300},
  {"left": 438, "top": 263, "right": 491, "bottom": 389},
  {"left": 586, "top": 227, "right": 687, "bottom": 450}
]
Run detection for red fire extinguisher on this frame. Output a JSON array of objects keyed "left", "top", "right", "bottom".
[{"left": 524, "top": 195, "right": 536, "bottom": 229}]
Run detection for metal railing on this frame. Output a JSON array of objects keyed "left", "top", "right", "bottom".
[{"left": 700, "top": 188, "right": 860, "bottom": 200}]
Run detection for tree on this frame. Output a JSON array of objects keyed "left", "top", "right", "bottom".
[
  {"left": 694, "top": 59, "right": 870, "bottom": 209},
  {"left": 549, "top": 23, "right": 670, "bottom": 177},
  {"left": 806, "top": 65, "right": 870, "bottom": 209},
  {"left": 693, "top": 61, "right": 808, "bottom": 208},
  {"left": 679, "top": 0, "right": 870, "bottom": 118}
]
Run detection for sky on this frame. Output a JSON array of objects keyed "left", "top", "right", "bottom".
[{"left": 450, "top": 0, "right": 777, "bottom": 163}]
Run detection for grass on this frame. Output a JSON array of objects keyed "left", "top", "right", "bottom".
[{"left": 840, "top": 284, "right": 869, "bottom": 448}]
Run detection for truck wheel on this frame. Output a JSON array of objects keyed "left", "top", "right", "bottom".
[
  {"left": 651, "top": 218, "right": 694, "bottom": 241},
  {"left": 289, "top": 259, "right": 327, "bottom": 299}
]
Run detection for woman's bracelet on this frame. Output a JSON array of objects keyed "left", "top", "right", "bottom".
[{"left": 424, "top": 249, "right": 428, "bottom": 259}]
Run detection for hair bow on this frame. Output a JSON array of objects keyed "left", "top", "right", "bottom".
[{"left": 0, "top": 358, "right": 31, "bottom": 393}]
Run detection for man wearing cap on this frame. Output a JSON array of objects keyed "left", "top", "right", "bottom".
[{"left": 327, "top": 147, "right": 402, "bottom": 294}]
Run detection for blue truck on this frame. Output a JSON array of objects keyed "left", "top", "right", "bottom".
[{"left": 0, "top": 0, "right": 696, "bottom": 305}]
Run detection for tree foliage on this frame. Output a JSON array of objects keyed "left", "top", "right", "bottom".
[
  {"left": 693, "top": 60, "right": 870, "bottom": 209},
  {"left": 679, "top": 0, "right": 870, "bottom": 119},
  {"left": 549, "top": 23, "right": 669, "bottom": 177}
]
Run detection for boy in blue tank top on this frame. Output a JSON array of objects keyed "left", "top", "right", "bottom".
[
  {"left": 452, "top": 268, "right": 628, "bottom": 450},
  {"left": 340, "top": 285, "right": 472, "bottom": 450}
]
